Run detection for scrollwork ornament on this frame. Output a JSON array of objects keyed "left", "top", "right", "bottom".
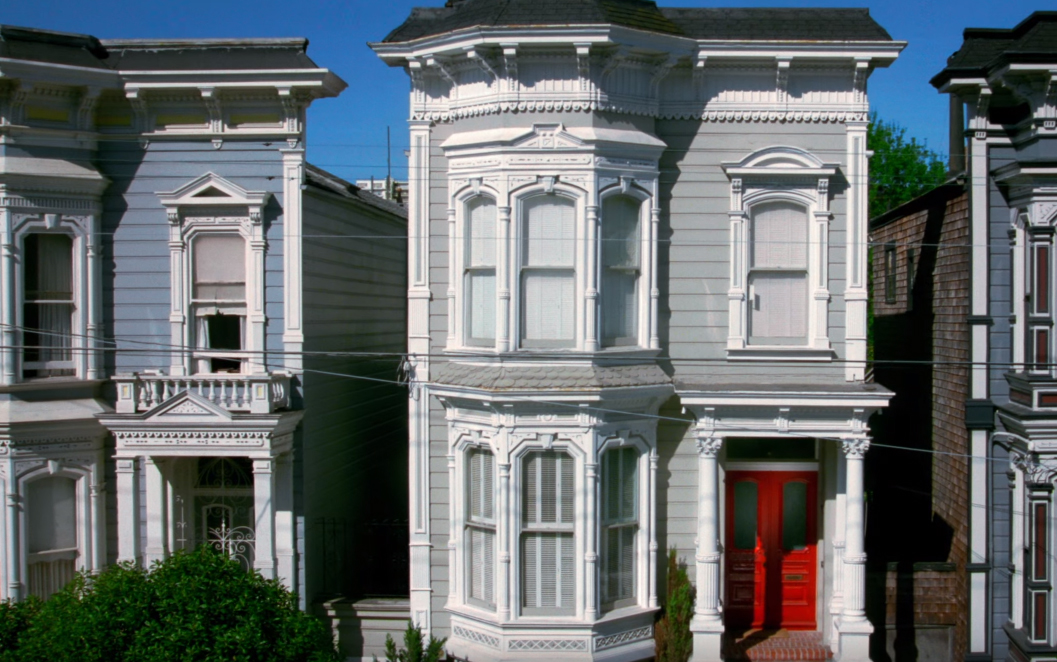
[
  {"left": 841, "top": 438, "right": 871, "bottom": 459},
  {"left": 1012, "top": 450, "right": 1057, "bottom": 485}
]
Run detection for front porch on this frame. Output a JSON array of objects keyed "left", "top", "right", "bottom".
[{"left": 98, "top": 373, "right": 302, "bottom": 587}]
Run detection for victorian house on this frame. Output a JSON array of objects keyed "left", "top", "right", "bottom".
[
  {"left": 872, "top": 11, "right": 1057, "bottom": 662},
  {"left": 372, "top": 1, "right": 901, "bottom": 660},
  {"left": 0, "top": 23, "right": 409, "bottom": 639}
]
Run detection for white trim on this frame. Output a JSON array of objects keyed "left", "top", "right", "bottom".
[{"left": 725, "top": 461, "right": 819, "bottom": 471}]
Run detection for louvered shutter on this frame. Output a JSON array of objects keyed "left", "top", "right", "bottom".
[
  {"left": 467, "top": 449, "right": 495, "bottom": 608},
  {"left": 522, "top": 451, "right": 576, "bottom": 614},
  {"left": 521, "top": 197, "right": 575, "bottom": 346},
  {"left": 466, "top": 199, "right": 496, "bottom": 343},
  {"left": 748, "top": 202, "right": 809, "bottom": 344},
  {"left": 601, "top": 196, "right": 640, "bottom": 344}
]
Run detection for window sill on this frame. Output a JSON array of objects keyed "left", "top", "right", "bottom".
[
  {"left": 443, "top": 347, "right": 662, "bottom": 361},
  {"left": 447, "top": 602, "right": 657, "bottom": 626},
  {"left": 726, "top": 347, "right": 836, "bottom": 362}
]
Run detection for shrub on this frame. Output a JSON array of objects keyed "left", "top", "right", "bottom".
[
  {"left": 0, "top": 595, "right": 41, "bottom": 660},
  {"left": 7, "top": 547, "right": 339, "bottom": 662},
  {"left": 378, "top": 621, "right": 446, "bottom": 662},
  {"left": 654, "top": 548, "right": 695, "bottom": 662}
]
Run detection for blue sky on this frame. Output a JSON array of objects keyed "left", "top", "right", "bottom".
[{"left": 5, "top": 0, "right": 1049, "bottom": 182}]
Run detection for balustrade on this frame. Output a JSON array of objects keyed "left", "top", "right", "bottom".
[{"left": 114, "top": 372, "right": 290, "bottom": 414}]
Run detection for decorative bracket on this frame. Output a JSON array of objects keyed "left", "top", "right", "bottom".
[
  {"left": 199, "top": 87, "right": 223, "bottom": 133},
  {"left": 853, "top": 59, "right": 870, "bottom": 105},
  {"left": 501, "top": 44, "right": 518, "bottom": 95},
  {"left": 649, "top": 55, "right": 679, "bottom": 97},
  {"left": 277, "top": 87, "right": 303, "bottom": 135},
  {"left": 465, "top": 47, "right": 499, "bottom": 85},
  {"left": 6, "top": 83, "right": 32, "bottom": 125},
  {"left": 970, "top": 86, "right": 992, "bottom": 138},
  {"left": 77, "top": 87, "right": 101, "bottom": 131},
  {"left": 126, "top": 87, "right": 149, "bottom": 132},
  {"left": 601, "top": 47, "right": 629, "bottom": 83},
  {"left": 776, "top": 58, "right": 792, "bottom": 103},
  {"left": 427, "top": 55, "right": 459, "bottom": 99},
  {"left": 575, "top": 43, "right": 592, "bottom": 93}
]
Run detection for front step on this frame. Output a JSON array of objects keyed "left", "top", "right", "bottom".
[{"left": 724, "top": 629, "right": 833, "bottom": 661}]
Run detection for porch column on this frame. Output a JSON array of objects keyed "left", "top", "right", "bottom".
[
  {"left": 274, "top": 454, "right": 295, "bottom": 591},
  {"left": 836, "top": 438, "right": 872, "bottom": 661},
  {"left": 5, "top": 487, "right": 21, "bottom": 600},
  {"left": 253, "top": 458, "right": 276, "bottom": 579},
  {"left": 116, "top": 458, "right": 141, "bottom": 564},
  {"left": 144, "top": 457, "right": 169, "bottom": 566},
  {"left": 691, "top": 436, "right": 724, "bottom": 662}
]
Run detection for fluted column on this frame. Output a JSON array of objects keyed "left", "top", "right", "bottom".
[
  {"left": 144, "top": 457, "right": 169, "bottom": 566},
  {"left": 835, "top": 437, "right": 873, "bottom": 661},
  {"left": 691, "top": 436, "right": 724, "bottom": 662},
  {"left": 116, "top": 458, "right": 141, "bottom": 564}
]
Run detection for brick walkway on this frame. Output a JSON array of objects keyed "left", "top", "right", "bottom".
[{"left": 724, "top": 629, "right": 833, "bottom": 661}]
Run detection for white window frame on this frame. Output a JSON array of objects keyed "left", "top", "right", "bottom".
[
  {"left": 6, "top": 213, "right": 99, "bottom": 383},
  {"left": 598, "top": 442, "right": 647, "bottom": 612},
  {"left": 454, "top": 191, "right": 500, "bottom": 348},
  {"left": 157, "top": 173, "right": 270, "bottom": 376},
  {"left": 597, "top": 186, "right": 650, "bottom": 349},
  {"left": 465, "top": 446, "right": 497, "bottom": 610},
  {"left": 722, "top": 146, "right": 837, "bottom": 360}
]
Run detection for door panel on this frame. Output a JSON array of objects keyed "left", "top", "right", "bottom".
[{"left": 725, "top": 470, "right": 817, "bottom": 630}]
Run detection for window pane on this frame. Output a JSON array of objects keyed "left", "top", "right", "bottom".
[
  {"left": 522, "top": 271, "right": 574, "bottom": 342},
  {"left": 467, "top": 271, "right": 496, "bottom": 341},
  {"left": 602, "top": 197, "right": 639, "bottom": 268},
  {"left": 524, "top": 451, "right": 574, "bottom": 525},
  {"left": 1037, "top": 244, "right": 1050, "bottom": 315},
  {"left": 523, "top": 196, "right": 575, "bottom": 267},
  {"left": 470, "top": 449, "right": 494, "bottom": 521},
  {"left": 1034, "top": 502, "right": 1047, "bottom": 580},
  {"left": 751, "top": 201, "right": 808, "bottom": 269},
  {"left": 749, "top": 272, "right": 807, "bottom": 341},
  {"left": 733, "top": 481, "right": 758, "bottom": 550},
  {"left": 467, "top": 198, "right": 496, "bottom": 267},
  {"left": 782, "top": 481, "right": 808, "bottom": 551},
  {"left": 25, "top": 234, "right": 73, "bottom": 300},
  {"left": 469, "top": 527, "right": 495, "bottom": 605},
  {"left": 23, "top": 235, "right": 74, "bottom": 372},
  {"left": 603, "top": 447, "right": 637, "bottom": 523},
  {"left": 604, "top": 525, "right": 636, "bottom": 604},
  {"left": 522, "top": 532, "right": 574, "bottom": 612},
  {"left": 602, "top": 271, "right": 636, "bottom": 342},
  {"left": 27, "top": 477, "right": 77, "bottom": 553},
  {"left": 193, "top": 235, "right": 246, "bottom": 301}
]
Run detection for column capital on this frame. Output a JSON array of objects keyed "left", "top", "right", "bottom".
[
  {"left": 841, "top": 437, "right": 871, "bottom": 459},
  {"left": 696, "top": 436, "right": 723, "bottom": 458}
]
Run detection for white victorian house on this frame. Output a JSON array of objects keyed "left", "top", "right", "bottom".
[{"left": 373, "top": 1, "right": 901, "bottom": 660}]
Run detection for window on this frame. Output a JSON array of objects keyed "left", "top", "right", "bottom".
[
  {"left": 883, "top": 243, "right": 897, "bottom": 304},
  {"left": 601, "top": 196, "right": 640, "bottom": 346},
  {"left": 906, "top": 246, "right": 916, "bottom": 311},
  {"left": 466, "top": 448, "right": 496, "bottom": 609},
  {"left": 521, "top": 450, "right": 575, "bottom": 615},
  {"left": 748, "top": 202, "right": 809, "bottom": 345},
  {"left": 191, "top": 234, "right": 246, "bottom": 373},
  {"left": 601, "top": 447, "right": 637, "bottom": 608},
  {"left": 26, "top": 476, "right": 78, "bottom": 599},
  {"left": 23, "top": 234, "right": 75, "bottom": 378},
  {"left": 1028, "top": 497, "right": 1050, "bottom": 643},
  {"left": 465, "top": 198, "right": 497, "bottom": 345},
  {"left": 1028, "top": 240, "right": 1052, "bottom": 374},
  {"left": 521, "top": 196, "right": 576, "bottom": 348}
]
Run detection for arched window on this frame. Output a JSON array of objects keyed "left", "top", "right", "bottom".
[
  {"left": 465, "top": 198, "right": 497, "bottom": 345},
  {"left": 601, "top": 196, "right": 641, "bottom": 347},
  {"left": 521, "top": 196, "right": 576, "bottom": 348},
  {"left": 521, "top": 450, "right": 575, "bottom": 615},
  {"left": 748, "top": 201, "right": 809, "bottom": 345}
]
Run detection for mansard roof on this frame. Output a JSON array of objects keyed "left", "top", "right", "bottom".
[
  {"left": 381, "top": 0, "right": 893, "bottom": 44},
  {"left": 932, "top": 11, "right": 1057, "bottom": 88}
]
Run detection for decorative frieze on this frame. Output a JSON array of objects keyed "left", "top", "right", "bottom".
[
  {"left": 113, "top": 430, "right": 270, "bottom": 447},
  {"left": 594, "top": 625, "right": 653, "bottom": 651}
]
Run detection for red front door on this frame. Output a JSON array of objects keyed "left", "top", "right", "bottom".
[{"left": 725, "top": 470, "right": 817, "bottom": 630}]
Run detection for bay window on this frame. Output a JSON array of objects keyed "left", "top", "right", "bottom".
[
  {"left": 191, "top": 233, "right": 247, "bottom": 373},
  {"left": 521, "top": 450, "right": 575, "bottom": 615},
  {"left": 748, "top": 201, "right": 809, "bottom": 345},
  {"left": 601, "top": 196, "right": 641, "bottom": 347},
  {"left": 23, "top": 234, "right": 75, "bottom": 378},
  {"left": 26, "top": 476, "right": 78, "bottom": 599},
  {"left": 465, "top": 198, "right": 497, "bottom": 346},
  {"left": 601, "top": 446, "right": 638, "bottom": 609},
  {"left": 521, "top": 196, "right": 576, "bottom": 348},
  {"left": 466, "top": 448, "right": 496, "bottom": 609}
]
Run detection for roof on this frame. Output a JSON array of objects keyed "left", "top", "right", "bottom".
[
  {"left": 0, "top": 24, "right": 324, "bottom": 72},
  {"left": 430, "top": 361, "right": 672, "bottom": 390},
  {"left": 932, "top": 11, "right": 1057, "bottom": 88},
  {"left": 382, "top": 0, "right": 893, "bottom": 44},
  {"left": 304, "top": 164, "right": 408, "bottom": 219}
]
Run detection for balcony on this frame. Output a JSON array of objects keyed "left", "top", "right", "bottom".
[{"left": 114, "top": 372, "right": 290, "bottom": 415}]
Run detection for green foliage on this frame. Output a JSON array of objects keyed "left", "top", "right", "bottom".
[
  {"left": 0, "top": 595, "right": 40, "bottom": 655},
  {"left": 654, "top": 548, "right": 695, "bottom": 662},
  {"left": 867, "top": 112, "right": 948, "bottom": 220},
  {"left": 377, "top": 621, "right": 446, "bottom": 662},
  {"left": 1, "top": 547, "right": 339, "bottom": 662}
]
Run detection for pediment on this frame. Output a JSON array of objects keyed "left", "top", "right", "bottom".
[
  {"left": 157, "top": 172, "right": 270, "bottom": 213},
  {"left": 723, "top": 145, "right": 838, "bottom": 177},
  {"left": 510, "top": 123, "right": 585, "bottom": 150},
  {"left": 142, "top": 391, "right": 233, "bottom": 424}
]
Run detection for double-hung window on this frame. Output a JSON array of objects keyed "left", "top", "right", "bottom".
[
  {"left": 521, "top": 450, "right": 575, "bottom": 615},
  {"left": 601, "top": 196, "right": 640, "bottom": 347},
  {"left": 601, "top": 447, "right": 637, "bottom": 608},
  {"left": 23, "top": 234, "right": 75, "bottom": 378},
  {"left": 521, "top": 196, "right": 576, "bottom": 348},
  {"left": 465, "top": 198, "right": 497, "bottom": 346},
  {"left": 1027, "top": 494, "right": 1050, "bottom": 643},
  {"left": 748, "top": 201, "right": 809, "bottom": 345},
  {"left": 466, "top": 448, "right": 496, "bottom": 609},
  {"left": 1027, "top": 237, "right": 1051, "bottom": 374},
  {"left": 191, "top": 234, "right": 247, "bottom": 373}
]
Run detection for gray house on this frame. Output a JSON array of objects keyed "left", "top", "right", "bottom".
[
  {"left": 0, "top": 24, "right": 408, "bottom": 644},
  {"left": 372, "top": 1, "right": 902, "bottom": 660}
]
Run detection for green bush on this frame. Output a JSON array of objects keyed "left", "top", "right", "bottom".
[
  {"left": 1, "top": 546, "right": 339, "bottom": 662},
  {"left": 0, "top": 595, "right": 40, "bottom": 655},
  {"left": 378, "top": 621, "right": 446, "bottom": 662},
  {"left": 654, "top": 548, "right": 695, "bottom": 662}
]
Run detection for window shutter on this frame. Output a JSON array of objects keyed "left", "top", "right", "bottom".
[
  {"left": 751, "top": 202, "right": 807, "bottom": 269},
  {"left": 193, "top": 234, "right": 246, "bottom": 301}
]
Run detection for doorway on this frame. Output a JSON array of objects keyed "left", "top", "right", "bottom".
[{"left": 725, "top": 470, "right": 817, "bottom": 630}]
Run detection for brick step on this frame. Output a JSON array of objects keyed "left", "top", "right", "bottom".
[{"left": 724, "top": 629, "right": 833, "bottom": 661}]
